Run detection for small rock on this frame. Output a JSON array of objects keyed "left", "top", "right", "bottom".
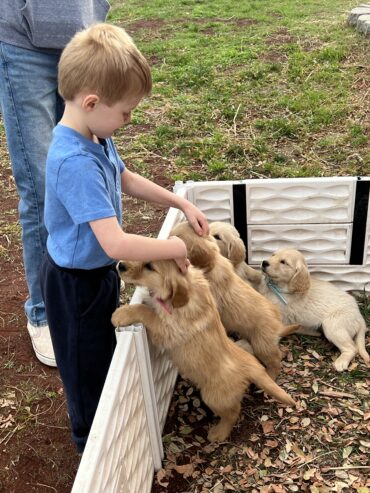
[
  {"left": 348, "top": 6, "right": 370, "bottom": 26},
  {"left": 357, "top": 13, "right": 370, "bottom": 34}
]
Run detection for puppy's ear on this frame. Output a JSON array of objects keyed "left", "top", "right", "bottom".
[
  {"left": 189, "top": 241, "right": 216, "bottom": 272},
  {"left": 228, "top": 237, "right": 246, "bottom": 265},
  {"left": 288, "top": 261, "right": 310, "bottom": 293},
  {"left": 171, "top": 276, "right": 189, "bottom": 308}
]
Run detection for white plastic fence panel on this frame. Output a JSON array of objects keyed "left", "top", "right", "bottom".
[
  {"left": 129, "top": 287, "right": 178, "bottom": 433},
  {"left": 246, "top": 177, "right": 355, "bottom": 224},
  {"left": 72, "top": 329, "right": 158, "bottom": 493},
  {"left": 247, "top": 223, "right": 353, "bottom": 264},
  {"left": 147, "top": 343, "right": 178, "bottom": 431},
  {"left": 309, "top": 264, "right": 370, "bottom": 291},
  {"left": 185, "top": 180, "right": 234, "bottom": 223}
]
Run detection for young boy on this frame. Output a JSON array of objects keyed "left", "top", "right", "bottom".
[{"left": 40, "top": 23, "right": 208, "bottom": 453}]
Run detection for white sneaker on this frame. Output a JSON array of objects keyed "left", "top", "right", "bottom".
[{"left": 27, "top": 322, "right": 57, "bottom": 367}]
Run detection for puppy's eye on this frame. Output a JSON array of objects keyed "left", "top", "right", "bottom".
[
  {"left": 213, "top": 234, "right": 221, "bottom": 240},
  {"left": 280, "top": 260, "right": 286, "bottom": 265},
  {"left": 144, "top": 262, "right": 155, "bottom": 271}
]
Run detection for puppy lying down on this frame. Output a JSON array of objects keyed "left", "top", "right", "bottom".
[
  {"left": 171, "top": 222, "right": 300, "bottom": 380},
  {"left": 111, "top": 259, "right": 295, "bottom": 442},
  {"left": 209, "top": 222, "right": 369, "bottom": 372},
  {"left": 257, "top": 249, "right": 369, "bottom": 371}
]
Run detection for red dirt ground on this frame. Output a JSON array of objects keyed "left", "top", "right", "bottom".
[{"left": 0, "top": 136, "right": 169, "bottom": 492}]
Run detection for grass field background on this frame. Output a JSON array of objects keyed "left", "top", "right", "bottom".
[{"left": 109, "top": 0, "right": 369, "bottom": 183}]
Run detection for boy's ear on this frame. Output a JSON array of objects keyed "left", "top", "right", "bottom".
[{"left": 82, "top": 94, "right": 100, "bottom": 111}]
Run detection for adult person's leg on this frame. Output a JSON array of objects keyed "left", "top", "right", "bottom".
[{"left": 0, "top": 42, "right": 64, "bottom": 366}]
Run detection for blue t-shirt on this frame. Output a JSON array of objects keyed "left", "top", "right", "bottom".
[{"left": 45, "top": 124, "right": 125, "bottom": 269}]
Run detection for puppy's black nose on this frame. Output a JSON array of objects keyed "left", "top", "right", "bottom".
[
  {"left": 118, "top": 261, "right": 127, "bottom": 272},
  {"left": 262, "top": 260, "right": 269, "bottom": 269}
]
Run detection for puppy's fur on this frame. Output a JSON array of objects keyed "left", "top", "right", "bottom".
[
  {"left": 171, "top": 222, "right": 300, "bottom": 379},
  {"left": 224, "top": 244, "right": 369, "bottom": 372},
  {"left": 111, "top": 259, "right": 295, "bottom": 442},
  {"left": 209, "top": 221, "right": 261, "bottom": 286}
]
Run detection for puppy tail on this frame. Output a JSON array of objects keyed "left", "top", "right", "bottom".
[
  {"left": 252, "top": 369, "right": 295, "bottom": 406},
  {"left": 279, "top": 323, "right": 301, "bottom": 338},
  {"left": 355, "top": 326, "right": 370, "bottom": 364}
]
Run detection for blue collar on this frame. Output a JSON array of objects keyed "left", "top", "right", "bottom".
[{"left": 265, "top": 277, "right": 288, "bottom": 305}]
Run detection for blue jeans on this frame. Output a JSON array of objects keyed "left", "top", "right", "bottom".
[{"left": 0, "top": 42, "right": 64, "bottom": 326}]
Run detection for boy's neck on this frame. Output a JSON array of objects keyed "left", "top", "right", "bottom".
[{"left": 60, "top": 101, "right": 98, "bottom": 143}]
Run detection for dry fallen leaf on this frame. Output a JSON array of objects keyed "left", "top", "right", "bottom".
[
  {"left": 156, "top": 468, "right": 169, "bottom": 487},
  {"left": 303, "top": 468, "right": 316, "bottom": 480},
  {"left": 359, "top": 441, "right": 370, "bottom": 448},
  {"left": 172, "top": 463, "right": 195, "bottom": 478},
  {"left": 261, "top": 420, "right": 275, "bottom": 434}
]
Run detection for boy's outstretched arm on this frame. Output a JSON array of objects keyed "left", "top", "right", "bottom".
[
  {"left": 89, "top": 216, "right": 189, "bottom": 272},
  {"left": 121, "top": 169, "right": 209, "bottom": 236}
]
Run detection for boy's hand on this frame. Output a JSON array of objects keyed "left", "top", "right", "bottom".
[
  {"left": 181, "top": 200, "right": 209, "bottom": 236},
  {"left": 168, "top": 236, "right": 189, "bottom": 273}
]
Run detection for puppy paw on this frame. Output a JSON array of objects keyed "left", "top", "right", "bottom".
[
  {"left": 207, "top": 423, "right": 231, "bottom": 442},
  {"left": 235, "top": 339, "right": 254, "bottom": 354},
  {"left": 111, "top": 307, "right": 132, "bottom": 328},
  {"left": 333, "top": 356, "right": 350, "bottom": 372}
]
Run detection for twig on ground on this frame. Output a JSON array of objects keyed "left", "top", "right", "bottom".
[{"left": 233, "top": 103, "right": 241, "bottom": 135}]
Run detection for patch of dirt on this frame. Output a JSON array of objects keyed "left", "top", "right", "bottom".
[
  {"left": 127, "top": 18, "right": 167, "bottom": 32},
  {"left": 178, "top": 17, "right": 258, "bottom": 26},
  {"left": 124, "top": 18, "right": 170, "bottom": 40},
  {"left": 266, "top": 27, "right": 297, "bottom": 45},
  {"left": 125, "top": 17, "right": 259, "bottom": 40},
  {"left": 259, "top": 49, "right": 287, "bottom": 63}
]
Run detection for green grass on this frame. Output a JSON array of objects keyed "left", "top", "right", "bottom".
[{"left": 107, "top": 0, "right": 369, "bottom": 182}]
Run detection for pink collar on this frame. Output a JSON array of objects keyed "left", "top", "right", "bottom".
[{"left": 155, "top": 297, "right": 173, "bottom": 315}]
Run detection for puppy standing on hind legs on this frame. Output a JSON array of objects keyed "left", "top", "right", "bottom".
[
  {"left": 111, "top": 259, "right": 295, "bottom": 442},
  {"left": 171, "top": 221, "right": 300, "bottom": 380}
]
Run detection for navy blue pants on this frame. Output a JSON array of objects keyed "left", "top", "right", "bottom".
[{"left": 40, "top": 254, "right": 120, "bottom": 452}]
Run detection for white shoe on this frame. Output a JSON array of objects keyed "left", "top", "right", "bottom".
[{"left": 27, "top": 322, "right": 57, "bottom": 367}]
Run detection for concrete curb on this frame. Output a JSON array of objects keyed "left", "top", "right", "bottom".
[{"left": 348, "top": 4, "right": 370, "bottom": 36}]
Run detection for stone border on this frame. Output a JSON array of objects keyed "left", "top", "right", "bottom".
[{"left": 348, "top": 4, "right": 370, "bottom": 35}]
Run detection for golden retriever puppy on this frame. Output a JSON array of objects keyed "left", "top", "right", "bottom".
[
  {"left": 241, "top": 248, "right": 370, "bottom": 372},
  {"left": 209, "top": 221, "right": 262, "bottom": 287},
  {"left": 170, "top": 222, "right": 300, "bottom": 380},
  {"left": 111, "top": 259, "right": 295, "bottom": 442}
]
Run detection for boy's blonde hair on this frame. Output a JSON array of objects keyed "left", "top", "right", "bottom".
[{"left": 58, "top": 23, "right": 152, "bottom": 104}]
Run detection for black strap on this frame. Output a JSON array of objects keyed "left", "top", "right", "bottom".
[
  {"left": 350, "top": 178, "right": 370, "bottom": 265},
  {"left": 232, "top": 184, "right": 248, "bottom": 262}
]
